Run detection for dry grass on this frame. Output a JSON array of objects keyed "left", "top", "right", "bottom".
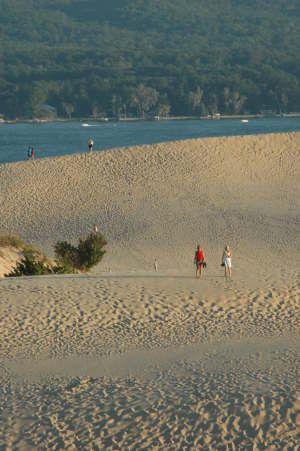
[
  {"left": 0, "top": 234, "right": 52, "bottom": 274},
  {"left": 0, "top": 234, "right": 38, "bottom": 253}
]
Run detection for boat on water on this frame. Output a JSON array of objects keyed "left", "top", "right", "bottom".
[{"left": 241, "top": 119, "right": 249, "bottom": 123}]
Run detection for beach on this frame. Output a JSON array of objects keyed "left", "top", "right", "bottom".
[{"left": 0, "top": 132, "right": 299, "bottom": 448}]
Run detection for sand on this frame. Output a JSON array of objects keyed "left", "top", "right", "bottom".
[
  {"left": 0, "top": 246, "right": 21, "bottom": 278},
  {"left": 0, "top": 132, "right": 299, "bottom": 448}
]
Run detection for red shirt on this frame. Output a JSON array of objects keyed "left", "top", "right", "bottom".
[{"left": 196, "top": 249, "right": 204, "bottom": 261}]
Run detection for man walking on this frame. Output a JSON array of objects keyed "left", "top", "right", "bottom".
[
  {"left": 194, "top": 245, "right": 205, "bottom": 278},
  {"left": 88, "top": 138, "right": 94, "bottom": 152}
]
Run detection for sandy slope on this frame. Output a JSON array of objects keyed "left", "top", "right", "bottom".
[
  {"left": 0, "top": 246, "right": 21, "bottom": 278},
  {"left": 0, "top": 132, "right": 299, "bottom": 449},
  {"left": 0, "top": 132, "right": 299, "bottom": 272}
]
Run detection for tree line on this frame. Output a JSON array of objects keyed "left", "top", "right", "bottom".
[{"left": 0, "top": 0, "right": 299, "bottom": 119}]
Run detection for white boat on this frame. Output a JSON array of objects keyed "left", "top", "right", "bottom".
[
  {"left": 241, "top": 119, "right": 249, "bottom": 123},
  {"left": 82, "top": 123, "right": 90, "bottom": 127}
]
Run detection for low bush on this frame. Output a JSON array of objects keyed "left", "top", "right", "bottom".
[
  {"left": 53, "top": 261, "right": 76, "bottom": 274},
  {"left": 77, "top": 232, "right": 107, "bottom": 270},
  {"left": 4, "top": 231, "right": 107, "bottom": 277},
  {"left": 54, "top": 241, "right": 78, "bottom": 271},
  {"left": 55, "top": 232, "right": 107, "bottom": 272},
  {"left": 6, "top": 253, "right": 53, "bottom": 277}
]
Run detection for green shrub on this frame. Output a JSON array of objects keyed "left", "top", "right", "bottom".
[
  {"left": 77, "top": 232, "right": 107, "bottom": 270},
  {"left": 54, "top": 241, "right": 78, "bottom": 270},
  {"left": 4, "top": 231, "right": 107, "bottom": 277},
  {"left": 52, "top": 261, "right": 76, "bottom": 274},
  {"left": 54, "top": 232, "right": 107, "bottom": 272},
  {"left": 6, "top": 253, "right": 53, "bottom": 277}
]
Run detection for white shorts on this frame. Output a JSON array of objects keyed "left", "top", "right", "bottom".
[{"left": 224, "top": 257, "right": 232, "bottom": 268}]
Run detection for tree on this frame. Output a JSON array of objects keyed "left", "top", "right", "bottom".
[
  {"left": 279, "top": 92, "right": 289, "bottom": 113},
  {"left": 55, "top": 232, "right": 107, "bottom": 272},
  {"left": 231, "top": 91, "right": 247, "bottom": 114},
  {"left": 77, "top": 232, "right": 107, "bottom": 270},
  {"left": 222, "top": 88, "right": 247, "bottom": 114},
  {"left": 62, "top": 102, "right": 74, "bottom": 119},
  {"left": 188, "top": 87, "right": 204, "bottom": 115},
  {"left": 92, "top": 104, "right": 99, "bottom": 119},
  {"left": 54, "top": 241, "right": 78, "bottom": 270},
  {"left": 111, "top": 94, "right": 124, "bottom": 118},
  {"left": 156, "top": 95, "right": 171, "bottom": 117},
  {"left": 223, "top": 87, "right": 231, "bottom": 113},
  {"left": 130, "top": 84, "right": 159, "bottom": 118},
  {"left": 0, "top": 0, "right": 299, "bottom": 118},
  {"left": 14, "top": 83, "right": 47, "bottom": 118},
  {"left": 207, "top": 93, "right": 219, "bottom": 114}
]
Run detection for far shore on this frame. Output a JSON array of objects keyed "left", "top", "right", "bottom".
[{"left": 1, "top": 112, "right": 300, "bottom": 125}]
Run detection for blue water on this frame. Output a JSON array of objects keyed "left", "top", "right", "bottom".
[{"left": 0, "top": 117, "right": 299, "bottom": 164}]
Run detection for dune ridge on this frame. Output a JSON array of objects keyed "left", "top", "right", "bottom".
[{"left": 0, "top": 132, "right": 299, "bottom": 272}]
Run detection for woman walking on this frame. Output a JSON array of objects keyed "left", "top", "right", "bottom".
[
  {"left": 222, "top": 245, "right": 232, "bottom": 278},
  {"left": 195, "top": 245, "right": 205, "bottom": 278}
]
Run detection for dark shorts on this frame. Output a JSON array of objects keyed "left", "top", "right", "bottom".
[{"left": 196, "top": 260, "right": 204, "bottom": 268}]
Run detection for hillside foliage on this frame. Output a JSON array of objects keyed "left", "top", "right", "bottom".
[
  {"left": 0, "top": 0, "right": 299, "bottom": 118},
  {"left": 5, "top": 231, "right": 107, "bottom": 276}
]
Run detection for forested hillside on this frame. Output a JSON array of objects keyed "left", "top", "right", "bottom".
[{"left": 0, "top": 0, "right": 299, "bottom": 118}]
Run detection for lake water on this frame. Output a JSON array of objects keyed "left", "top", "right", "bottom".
[{"left": 0, "top": 117, "right": 299, "bottom": 164}]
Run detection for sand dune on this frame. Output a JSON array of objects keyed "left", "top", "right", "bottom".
[
  {"left": 0, "top": 132, "right": 299, "bottom": 272},
  {"left": 0, "top": 246, "right": 21, "bottom": 278},
  {"left": 0, "top": 132, "right": 299, "bottom": 448}
]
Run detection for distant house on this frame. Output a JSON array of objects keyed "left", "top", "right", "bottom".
[
  {"left": 37, "top": 104, "right": 57, "bottom": 118},
  {"left": 260, "top": 106, "right": 277, "bottom": 117}
]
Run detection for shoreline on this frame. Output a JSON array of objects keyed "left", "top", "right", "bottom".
[
  {"left": 1, "top": 112, "right": 300, "bottom": 125},
  {"left": 1, "top": 129, "right": 300, "bottom": 167}
]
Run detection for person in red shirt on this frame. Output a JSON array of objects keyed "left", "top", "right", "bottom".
[{"left": 194, "top": 245, "right": 205, "bottom": 278}]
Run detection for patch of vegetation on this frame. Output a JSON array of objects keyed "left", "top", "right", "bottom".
[
  {"left": 0, "top": 234, "right": 35, "bottom": 252},
  {"left": 53, "top": 241, "right": 78, "bottom": 272},
  {"left": 55, "top": 232, "right": 107, "bottom": 272},
  {"left": 6, "top": 253, "right": 53, "bottom": 277},
  {"left": 5, "top": 231, "right": 107, "bottom": 277}
]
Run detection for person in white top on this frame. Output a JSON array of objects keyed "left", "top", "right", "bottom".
[
  {"left": 88, "top": 138, "right": 94, "bottom": 151},
  {"left": 222, "top": 245, "right": 232, "bottom": 278}
]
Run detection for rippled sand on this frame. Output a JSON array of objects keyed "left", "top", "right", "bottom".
[{"left": 0, "top": 274, "right": 299, "bottom": 448}]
